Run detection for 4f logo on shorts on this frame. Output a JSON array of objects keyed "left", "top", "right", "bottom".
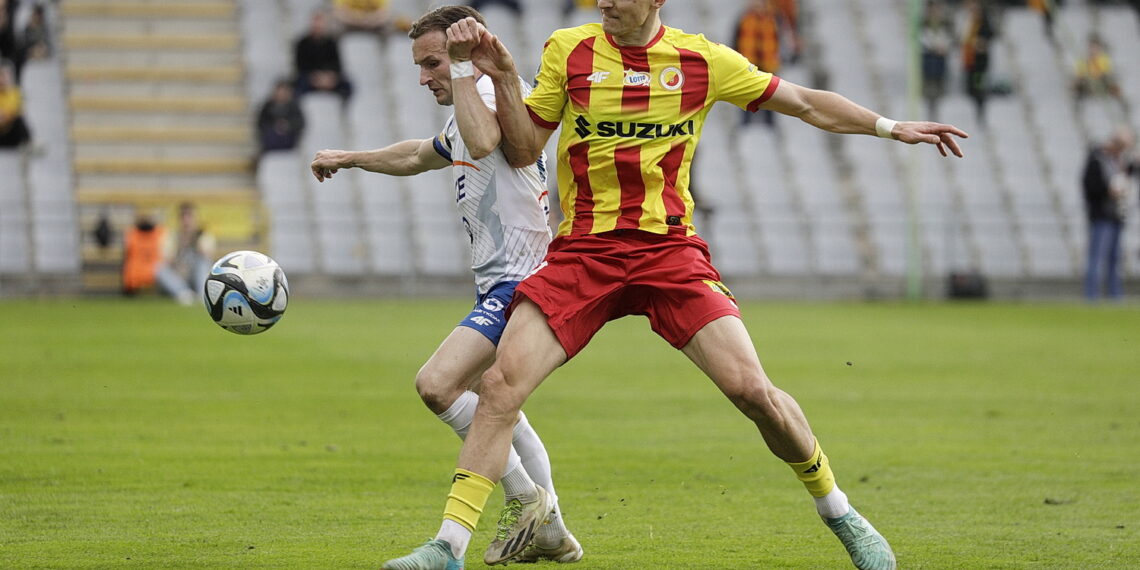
[
  {"left": 470, "top": 316, "right": 494, "bottom": 327},
  {"left": 703, "top": 279, "right": 736, "bottom": 301}
]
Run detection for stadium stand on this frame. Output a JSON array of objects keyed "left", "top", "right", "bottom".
[{"left": 2, "top": 0, "right": 1138, "bottom": 299}]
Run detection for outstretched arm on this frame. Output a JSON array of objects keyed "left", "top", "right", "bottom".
[
  {"left": 762, "top": 79, "right": 968, "bottom": 157},
  {"left": 310, "top": 138, "right": 450, "bottom": 182},
  {"left": 466, "top": 23, "right": 556, "bottom": 167}
]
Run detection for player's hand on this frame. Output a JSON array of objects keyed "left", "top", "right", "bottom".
[
  {"left": 470, "top": 29, "right": 516, "bottom": 81},
  {"left": 446, "top": 17, "right": 484, "bottom": 62},
  {"left": 893, "top": 121, "right": 969, "bottom": 158},
  {"left": 311, "top": 149, "right": 348, "bottom": 182}
]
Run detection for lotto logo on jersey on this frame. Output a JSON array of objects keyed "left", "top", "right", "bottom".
[{"left": 623, "top": 69, "right": 651, "bottom": 87}]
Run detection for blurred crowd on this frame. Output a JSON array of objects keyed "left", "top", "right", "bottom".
[{"left": 0, "top": 0, "right": 51, "bottom": 148}]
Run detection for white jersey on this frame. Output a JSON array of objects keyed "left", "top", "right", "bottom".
[{"left": 432, "top": 74, "right": 552, "bottom": 295}]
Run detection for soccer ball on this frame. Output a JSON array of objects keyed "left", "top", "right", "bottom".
[{"left": 203, "top": 250, "right": 289, "bottom": 335}]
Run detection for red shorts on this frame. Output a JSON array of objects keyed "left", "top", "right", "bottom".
[{"left": 513, "top": 230, "right": 740, "bottom": 359}]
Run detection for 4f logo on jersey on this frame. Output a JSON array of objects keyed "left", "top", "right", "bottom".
[
  {"left": 586, "top": 71, "right": 610, "bottom": 83},
  {"left": 623, "top": 68, "right": 651, "bottom": 87}
]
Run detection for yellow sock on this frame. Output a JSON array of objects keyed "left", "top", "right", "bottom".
[
  {"left": 443, "top": 469, "right": 496, "bottom": 532},
  {"left": 787, "top": 440, "right": 836, "bottom": 498}
]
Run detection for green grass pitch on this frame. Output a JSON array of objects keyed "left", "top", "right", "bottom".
[{"left": 2, "top": 298, "right": 1138, "bottom": 568}]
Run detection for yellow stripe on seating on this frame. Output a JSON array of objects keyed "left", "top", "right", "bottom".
[
  {"left": 74, "top": 157, "right": 253, "bottom": 175},
  {"left": 70, "top": 95, "right": 246, "bottom": 113},
  {"left": 64, "top": 33, "right": 239, "bottom": 51},
  {"left": 72, "top": 125, "right": 251, "bottom": 144},
  {"left": 68, "top": 65, "right": 244, "bottom": 83},
  {"left": 76, "top": 188, "right": 259, "bottom": 205},
  {"left": 62, "top": 2, "right": 235, "bottom": 19}
]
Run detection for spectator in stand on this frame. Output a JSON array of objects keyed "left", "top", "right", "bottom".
[
  {"left": 1082, "top": 127, "right": 1135, "bottom": 302},
  {"left": 772, "top": 0, "right": 801, "bottom": 63},
  {"left": 733, "top": 0, "right": 781, "bottom": 128},
  {"left": 1073, "top": 33, "right": 1122, "bottom": 101},
  {"left": 257, "top": 79, "right": 306, "bottom": 154},
  {"left": 163, "top": 202, "right": 215, "bottom": 305},
  {"left": 22, "top": 3, "right": 52, "bottom": 60},
  {"left": 0, "top": 0, "right": 24, "bottom": 82},
  {"left": 122, "top": 213, "right": 168, "bottom": 298},
  {"left": 0, "top": 61, "right": 30, "bottom": 147},
  {"left": 920, "top": 0, "right": 954, "bottom": 121},
  {"left": 961, "top": 0, "right": 994, "bottom": 126},
  {"left": 122, "top": 203, "right": 216, "bottom": 305},
  {"left": 331, "top": 0, "right": 394, "bottom": 36},
  {"left": 294, "top": 10, "right": 353, "bottom": 101}
]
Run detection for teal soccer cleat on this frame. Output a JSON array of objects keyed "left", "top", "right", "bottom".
[
  {"left": 824, "top": 507, "right": 897, "bottom": 570},
  {"left": 382, "top": 539, "right": 464, "bottom": 570}
]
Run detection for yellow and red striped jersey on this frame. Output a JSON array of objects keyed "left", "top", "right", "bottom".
[{"left": 525, "top": 23, "right": 779, "bottom": 237}]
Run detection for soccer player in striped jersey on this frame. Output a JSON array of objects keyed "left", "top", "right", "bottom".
[
  {"left": 380, "top": 1, "right": 971, "bottom": 569},
  {"left": 308, "top": 6, "right": 580, "bottom": 569}
]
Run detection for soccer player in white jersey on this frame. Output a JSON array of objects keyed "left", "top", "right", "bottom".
[{"left": 309, "top": 6, "right": 581, "bottom": 567}]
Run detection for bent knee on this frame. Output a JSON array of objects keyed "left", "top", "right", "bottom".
[
  {"left": 415, "top": 369, "right": 464, "bottom": 414},
  {"left": 476, "top": 368, "right": 527, "bottom": 417}
]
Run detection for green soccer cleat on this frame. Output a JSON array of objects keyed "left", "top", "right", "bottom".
[
  {"left": 824, "top": 507, "right": 897, "bottom": 570},
  {"left": 483, "top": 485, "right": 554, "bottom": 565},
  {"left": 382, "top": 539, "right": 464, "bottom": 570},
  {"left": 514, "top": 532, "right": 584, "bottom": 564}
]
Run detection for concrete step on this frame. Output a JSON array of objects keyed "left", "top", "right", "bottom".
[
  {"left": 68, "top": 64, "right": 244, "bottom": 84},
  {"left": 72, "top": 81, "right": 245, "bottom": 99},
  {"left": 72, "top": 111, "right": 249, "bottom": 128},
  {"left": 75, "top": 156, "right": 252, "bottom": 175},
  {"left": 73, "top": 124, "right": 251, "bottom": 144},
  {"left": 62, "top": 1, "right": 236, "bottom": 19},
  {"left": 64, "top": 32, "right": 240, "bottom": 51},
  {"left": 76, "top": 172, "right": 254, "bottom": 191},
  {"left": 67, "top": 51, "right": 241, "bottom": 67},
  {"left": 77, "top": 186, "right": 259, "bottom": 207},
  {"left": 70, "top": 94, "right": 246, "bottom": 113},
  {"left": 63, "top": 17, "right": 238, "bottom": 35},
  {"left": 74, "top": 141, "right": 253, "bottom": 160}
]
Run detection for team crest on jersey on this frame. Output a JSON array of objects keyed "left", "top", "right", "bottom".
[
  {"left": 623, "top": 68, "right": 651, "bottom": 87},
  {"left": 659, "top": 67, "right": 684, "bottom": 90}
]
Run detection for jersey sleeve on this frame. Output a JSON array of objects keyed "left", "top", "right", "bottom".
[
  {"left": 523, "top": 33, "right": 569, "bottom": 130},
  {"left": 475, "top": 74, "right": 498, "bottom": 111},
  {"left": 433, "top": 116, "right": 455, "bottom": 162},
  {"left": 708, "top": 40, "right": 780, "bottom": 112}
]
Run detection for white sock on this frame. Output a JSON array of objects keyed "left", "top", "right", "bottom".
[
  {"left": 500, "top": 465, "right": 538, "bottom": 502},
  {"left": 513, "top": 411, "right": 570, "bottom": 547},
  {"left": 435, "top": 519, "right": 472, "bottom": 559},
  {"left": 436, "top": 391, "right": 529, "bottom": 496},
  {"left": 814, "top": 485, "right": 851, "bottom": 519}
]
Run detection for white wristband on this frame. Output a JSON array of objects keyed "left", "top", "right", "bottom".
[
  {"left": 450, "top": 61, "right": 475, "bottom": 79},
  {"left": 875, "top": 117, "right": 898, "bottom": 140}
]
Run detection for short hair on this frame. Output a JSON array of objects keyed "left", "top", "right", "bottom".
[{"left": 408, "top": 5, "right": 485, "bottom": 40}]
